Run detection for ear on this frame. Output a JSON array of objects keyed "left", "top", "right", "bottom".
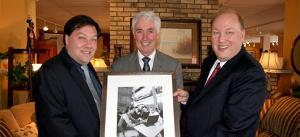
[
  {"left": 65, "top": 35, "right": 69, "bottom": 46},
  {"left": 156, "top": 30, "right": 160, "bottom": 40},
  {"left": 241, "top": 29, "right": 245, "bottom": 41}
]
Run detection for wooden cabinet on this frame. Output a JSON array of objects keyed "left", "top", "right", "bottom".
[
  {"left": 7, "top": 47, "right": 49, "bottom": 107},
  {"left": 37, "top": 39, "right": 57, "bottom": 63}
]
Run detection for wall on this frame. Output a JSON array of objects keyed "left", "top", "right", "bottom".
[
  {"left": 0, "top": 0, "right": 36, "bottom": 52},
  {"left": 109, "top": 0, "right": 219, "bottom": 64},
  {"left": 0, "top": 0, "right": 36, "bottom": 108},
  {"left": 283, "top": 0, "right": 300, "bottom": 69},
  {"left": 283, "top": 0, "right": 300, "bottom": 96}
]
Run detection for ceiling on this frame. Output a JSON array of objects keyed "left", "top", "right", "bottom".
[
  {"left": 220, "top": 0, "right": 284, "bottom": 37},
  {"left": 36, "top": 0, "right": 285, "bottom": 37},
  {"left": 36, "top": 0, "right": 110, "bottom": 33}
]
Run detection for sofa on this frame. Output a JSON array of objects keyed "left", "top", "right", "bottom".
[
  {"left": 0, "top": 102, "right": 37, "bottom": 137},
  {"left": 257, "top": 96, "right": 300, "bottom": 137},
  {"left": 1, "top": 97, "right": 299, "bottom": 137}
]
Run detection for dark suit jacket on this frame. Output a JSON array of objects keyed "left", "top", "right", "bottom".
[
  {"left": 34, "top": 47, "right": 101, "bottom": 137},
  {"left": 183, "top": 47, "right": 267, "bottom": 137},
  {"left": 111, "top": 50, "right": 184, "bottom": 89}
]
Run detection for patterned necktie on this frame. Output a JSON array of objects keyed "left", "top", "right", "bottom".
[
  {"left": 142, "top": 56, "right": 151, "bottom": 71},
  {"left": 206, "top": 63, "right": 221, "bottom": 85},
  {"left": 81, "top": 65, "right": 101, "bottom": 115}
]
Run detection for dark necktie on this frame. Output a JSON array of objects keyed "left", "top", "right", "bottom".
[
  {"left": 142, "top": 56, "right": 151, "bottom": 71},
  {"left": 206, "top": 63, "right": 221, "bottom": 85},
  {"left": 81, "top": 65, "right": 101, "bottom": 115}
]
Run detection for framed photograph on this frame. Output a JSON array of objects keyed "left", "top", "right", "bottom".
[
  {"left": 100, "top": 72, "right": 180, "bottom": 137},
  {"left": 130, "top": 19, "right": 201, "bottom": 68}
]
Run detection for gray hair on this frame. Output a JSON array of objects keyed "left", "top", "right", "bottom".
[{"left": 131, "top": 11, "right": 161, "bottom": 34}]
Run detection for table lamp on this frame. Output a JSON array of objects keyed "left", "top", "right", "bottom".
[
  {"left": 259, "top": 51, "right": 283, "bottom": 71},
  {"left": 91, "top": 58, "right": 107, "bottom": 71},
  {"left": 32, "top": 64, "right": 42, "bottom": 72}
]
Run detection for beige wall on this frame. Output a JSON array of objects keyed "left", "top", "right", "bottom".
[
  {"left": 0, "top": 0, "right": 36, "bottom": 52},
  {"left": 0, "top": 0, "right": 36, "bottom": 108},
  {"left": 283, "top": 0, "right": 300, "bottom": 68},
  {"left": 283, "top": 0, "right": 300, "bottom": 94}
]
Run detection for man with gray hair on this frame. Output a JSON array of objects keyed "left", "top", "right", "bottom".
[{"left": 112, "top": 11, "right": 183, "bottom": 89}]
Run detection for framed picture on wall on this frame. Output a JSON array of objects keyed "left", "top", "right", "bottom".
[{"left": 100, "top": 72, "right": 180, "bottom": 137}]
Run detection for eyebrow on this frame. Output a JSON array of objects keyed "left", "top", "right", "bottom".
[
  {"left": 135, "top": 28, "right": 143, "bottom": 31},
  {"left": 136, "top": 27, "right": 155, "bottom": 31},
  {"left": 225, "top": 27, "right": 235, "bottom": 30},
  {"left": 212, "top": 27, "right": 235, "bottom": 31},
  {"left": 77, "top": 32, "right": 97, "bottom": 37}
]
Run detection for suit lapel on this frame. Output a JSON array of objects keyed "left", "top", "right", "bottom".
[
  {"left": 190, "top": 58, "right": 215, "bottom": 104},
  {"left": 191, "top": 48, "right": 246, "bottom": 105},
  {"left": 131, "top": 51, "right": 143, "bottom": 72},
  {"left": 88, "top": 63, "right": 101, "bottom": 86},
  {"left": 70, "top": 65, "right": 100, "bottom": 118},
  {"left": 60, "top": 49, "right": 100, "bottom": 118},
  {"left": 152, "top": 51, "right": 163, "bottom": 71}
]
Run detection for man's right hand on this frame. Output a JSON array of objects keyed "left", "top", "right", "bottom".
[{"left": 173, "top": 89, "right": 189, "bottom": 104}]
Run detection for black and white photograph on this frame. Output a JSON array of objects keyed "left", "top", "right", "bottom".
[
  {"left": 117, "top": 86, "right": 164, "bottom": 137},
  {"left": 101, "top": 73, "right": 179, "bottom": 137}
]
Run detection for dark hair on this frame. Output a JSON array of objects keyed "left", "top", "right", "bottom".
[{"left": 63, "top": 15, "right": 101, "bottom": 45}]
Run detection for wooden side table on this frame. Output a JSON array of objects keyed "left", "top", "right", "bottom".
[{"left": 265, "top": 69, "right": 293, "bottom": 98}]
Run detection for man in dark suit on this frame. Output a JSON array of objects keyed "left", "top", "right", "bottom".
[
  {"left": 33, "top": 15, "right": 102, "bottom": 137},
  {"left": 174, "top": 8, "right": 267, "bottom": 137},
  {"left": 111, "top": 11, "right": 183, "bottom": 89}
]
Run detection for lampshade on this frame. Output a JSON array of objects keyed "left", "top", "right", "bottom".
[
  {"left": 32, "top": 64, "right": 42, "bottom": 71},
  {"left": 259, "top": 51, "right": 282, "bottom": 70},
  {"left": 91, "top": 58, "right": 107, "bottom": 70}
]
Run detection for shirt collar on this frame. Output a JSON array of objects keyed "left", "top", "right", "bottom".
[
  {"left": 215, "top": 59, "right": 227, "bottom": 68},
  {"left": 137, "top": 50, "right": 156, "bottom": 70}
]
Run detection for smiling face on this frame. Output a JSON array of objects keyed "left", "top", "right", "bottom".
[
  {"left": 134, "top": 18, "right": 159, "bottom": 56},
  {"left": 65, "top": 25, "right": 98, "bottom": 65},
  {"left": 211, "top": 13, "right": 245, "bottom": 61}
]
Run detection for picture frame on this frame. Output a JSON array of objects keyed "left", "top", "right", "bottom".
[
  {"left": 130, "top": 19, "right": 201, "bottom": 68},
  {"left": 291, "top": 35, "right": 300, "bottom": 75},
  {"left": 100, "top": 72, "right": 180, "bottom": 137}
]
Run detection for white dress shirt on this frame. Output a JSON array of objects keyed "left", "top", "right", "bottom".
[
  {"left": 205, "top": 59, "right": 227, "bottom": 84},
  {"left": 137, "top": 50, "right": 156, "bottom": 71}
]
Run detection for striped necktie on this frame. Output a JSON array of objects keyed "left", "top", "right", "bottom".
[
  {"left": 206, "top": 63, "right": 221, "bottom": 85},
  {"left": 142, "top": 56, "right": 151, "bottom": 71}
]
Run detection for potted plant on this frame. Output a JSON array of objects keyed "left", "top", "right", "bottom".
[
  {"left": 0, "top": 51, "right": 8, "bottom": 59},
  {"left": 0, "top": 51, "right": 8, "bottom": 76},
  {"left": 11, "top": 61, "right": 29, "bottom": 89}
]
